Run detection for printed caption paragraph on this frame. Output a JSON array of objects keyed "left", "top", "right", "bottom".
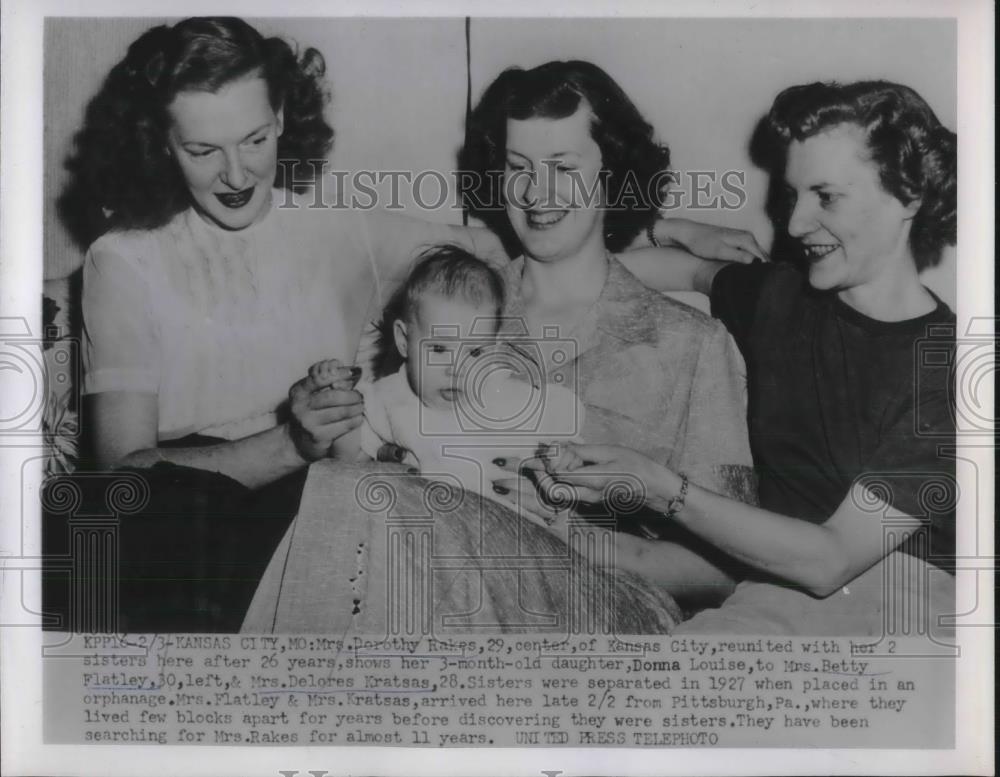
[{"left": 45, "top": 634, "right": 954, "bottom": 748}]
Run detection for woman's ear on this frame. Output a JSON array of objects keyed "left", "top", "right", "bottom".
[
  {"left": 902, "top": 197, "right": 922, "bottom": 219},
  {"left": 393, "top": 319, "right": 409, "bottom": 359},
  {"left": 276, "top": 106, "right": 285, "bottom": 137}
]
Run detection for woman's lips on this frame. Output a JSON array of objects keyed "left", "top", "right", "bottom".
[
  {"left": 215, "top": 187, "right": 255, "bottom": 209},
  {"left": 802, "top": 243, "right": 839, "bottom": 261},
  {"left": 525, "top": 209, "right": 568, "bottom": 230}
]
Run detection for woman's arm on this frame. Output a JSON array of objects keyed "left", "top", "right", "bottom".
[
  {"left": 362, "top": 210, "right": 763, "bottom": 289},
  {"left": 87, "top": 391, "right": 308, "bottom": 489},
  {"left": 610, "top": 530, "right": 737, "bottom": 605},
  {"left": 541, "top": 444, "right": 922, "bottom": 597},
  {"left": 651, "top": 217, "right": 767, "bottom": 263},
  {"left": 620, "top": 217, "right": 767, "bottom": 294},
  {"left": 618, "top": 247, "right": 729, "bottom": 295},
  {"left": 672, "top": 478, "right": 921, "bottom": 597},
  {"left": 485, "top": 467, "right": 737, "bottom": 606},
  {"left": 89, "top": 364, "right": 365, "bottom": 490}
]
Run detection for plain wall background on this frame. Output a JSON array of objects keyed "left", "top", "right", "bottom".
[{"left": 44, "top": 16, "right": 956, "bottom": 305}]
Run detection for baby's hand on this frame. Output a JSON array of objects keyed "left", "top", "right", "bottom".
[
  {"left": 538, "top": 442, "right": 588, "bottom": 474},
  {"left": 308, "top": 358, "right": 360, "bottom": 390}
]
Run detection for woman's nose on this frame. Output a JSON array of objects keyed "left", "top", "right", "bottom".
[
  {"left": 532, "top": 164, "right": 558, "bottom": 208},
  {"left": 219, "top": 148, "right": 248, "bottom": 190},
  {"left": 510, "top": 166, "right": 556, "bottom": 210},
  {"left": 508, "top": 168, "right": 538, "bottom": 209},
  {"left": 787, "top": 198, "right": 815, "bottom": 238}
]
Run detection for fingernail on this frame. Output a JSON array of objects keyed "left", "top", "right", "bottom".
[
  {"left": 492, "top": 484, "right": 509, "bottom": 496},
  {"left": 492, "top": 458, "right": 506, "bottom": 467}
]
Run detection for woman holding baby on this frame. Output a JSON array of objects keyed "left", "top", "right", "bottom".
[
  {"left": 49, "top": 17, "right": 758, "bottom": 632},
  {"left": 244, "top": 60, "right": 761, "bottom": 634}
]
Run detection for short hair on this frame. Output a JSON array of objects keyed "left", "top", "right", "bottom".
[
  {"left": 371, "top": 245, "right": 505, "bottom": 379},
  {"left": 58, "top": 17, "right": 334, "bottom": 249},
  {"left": 759, "top": 80, "right": 956, "bottom": 270},
  {"left": 459, "top": 60, "right": 671, "bottom": 254}
]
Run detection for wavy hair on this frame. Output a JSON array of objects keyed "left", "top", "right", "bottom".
[
  {"left": 459, "top": 60, "right": 671, "bottom": 255},
  {"left": 759, "top": 80, "right": 956, "bottom": 270},
  {"left": 58, "top": 17, "right": 334, "bottom": 249}
]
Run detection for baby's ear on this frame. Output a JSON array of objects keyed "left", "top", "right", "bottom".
[{"left": 393, "top": 319, "right": 409, "bottom": 359}]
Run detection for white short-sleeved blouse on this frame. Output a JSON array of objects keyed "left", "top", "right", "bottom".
[{"left": 82, "top": 191, "right": 479, "bottom": 441}]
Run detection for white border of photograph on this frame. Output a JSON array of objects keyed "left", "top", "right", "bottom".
[{"left": 1, "top": 0, "right": 993, "bottom": 775}]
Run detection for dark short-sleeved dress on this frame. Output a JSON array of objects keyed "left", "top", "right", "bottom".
[{"left": 675, "top": 261, "right": 956, "bottom": 636}]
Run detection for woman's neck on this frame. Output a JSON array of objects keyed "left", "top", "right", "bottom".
[
  {"left": 520, "top": 239, "right": 609, "bottom": 314},
  {"left": 837, "top": 254, "right": 937, "bottom": 321}
]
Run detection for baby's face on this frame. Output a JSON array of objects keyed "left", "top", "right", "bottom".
[{"left": 401, "top": 294, "right": 499, "bottom": 411}]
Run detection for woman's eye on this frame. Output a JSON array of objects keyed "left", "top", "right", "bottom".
[
  {"left": 505, "top": 160, "right": 527, "bottom": 172},
  {"left": 818, "top": 191, "right": 840, "bottom": 207},
  {"left": 555, "top": 164, "right": 577, "bottom": 173},
  {"left": 246, "top": 135, "right": 268, "bottom": 147},
  {"left": 187, "top": 148, "right": 216, "bottom": 158}
]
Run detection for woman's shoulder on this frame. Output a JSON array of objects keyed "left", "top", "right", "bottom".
[
  {"left": 85, "top": 216, "right": 188, "bottom": 273},
  {"left": 613, "top": 260, "right": 727, "bottom": 341},
  {"left": 261, "top": 189, "right": 378, "bottom": 261},
  {"left": 89, "top": 219, "right": 176, "bottom": 251}
]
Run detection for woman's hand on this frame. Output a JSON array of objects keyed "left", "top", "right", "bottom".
[
  {"left": 490, "top": 456, "right": 567, "bottom": 530},
  {"left": 289, "top": 359, "right": 365, "bottom": 462},
  {"left": 654, "top": 217, "right": 768, "bottom": 263},
  {"left": 526, "top": 443, "right": 679, "bottom": 514}
]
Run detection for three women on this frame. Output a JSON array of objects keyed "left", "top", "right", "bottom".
[{"left": 51, "top": 16, "right": 957, "bottom": 634}]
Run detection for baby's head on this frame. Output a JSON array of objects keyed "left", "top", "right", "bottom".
[{"left": 381, "top": 245, "right": 505, "bottom": 410}]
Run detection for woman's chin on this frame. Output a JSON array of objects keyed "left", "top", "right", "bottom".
[
  {"left": 518, "top": 233, "right": 574, "bottom": 261},
  {"left": 806, "top": 260, "right": 842, "bottom": 291}
]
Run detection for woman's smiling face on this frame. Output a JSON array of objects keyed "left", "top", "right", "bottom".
[
  {"left": 504, "top": 103, "right": 606, "bottom": 262},
  {"left": 784, "top": 123, "right": 918, "bottom": 294},
  {"left": 166, "top": 75, "right": 283, "bottom": 230}
]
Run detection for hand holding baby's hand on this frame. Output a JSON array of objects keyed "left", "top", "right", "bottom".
[
  {"left": 308, "top": 358, "right": 361, "bottom": 390},
  {"left": 536, "top": 442, "right": 588, "bottom": 475},
  {"left": 290, "top": 359, "right": 365, "bottom": 462}
]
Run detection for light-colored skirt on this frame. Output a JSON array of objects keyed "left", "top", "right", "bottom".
[{"left": 242, "top": 461, "right": 682, "bottom": 635}]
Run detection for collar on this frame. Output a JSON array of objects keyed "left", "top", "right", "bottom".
[{"left": 499, "top": 254, "right": 663, "bottom": 352}]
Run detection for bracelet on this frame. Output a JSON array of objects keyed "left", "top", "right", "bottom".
[
  {"left": 662, "top": 473, "right": 689, "bottom": 521},
  {"left": 646, "top": 220, "right": 661, "bottom": 248}
]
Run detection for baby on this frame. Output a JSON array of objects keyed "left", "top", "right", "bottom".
[{"left": 310, "top": 245, "right": 584, "bottom": 513}]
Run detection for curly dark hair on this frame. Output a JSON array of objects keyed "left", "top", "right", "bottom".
[
  {"left": 371, "top": 244, "right": 505, "bottom": 379},
  {"left": 758, "top": 80, "right": 956, "bottom": 271},
  {"left": 459, "top": 60, "right": 671, "bottom": 255},
  {"left": 57, "top": 17, "right": 334, "bottom": 249}
]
